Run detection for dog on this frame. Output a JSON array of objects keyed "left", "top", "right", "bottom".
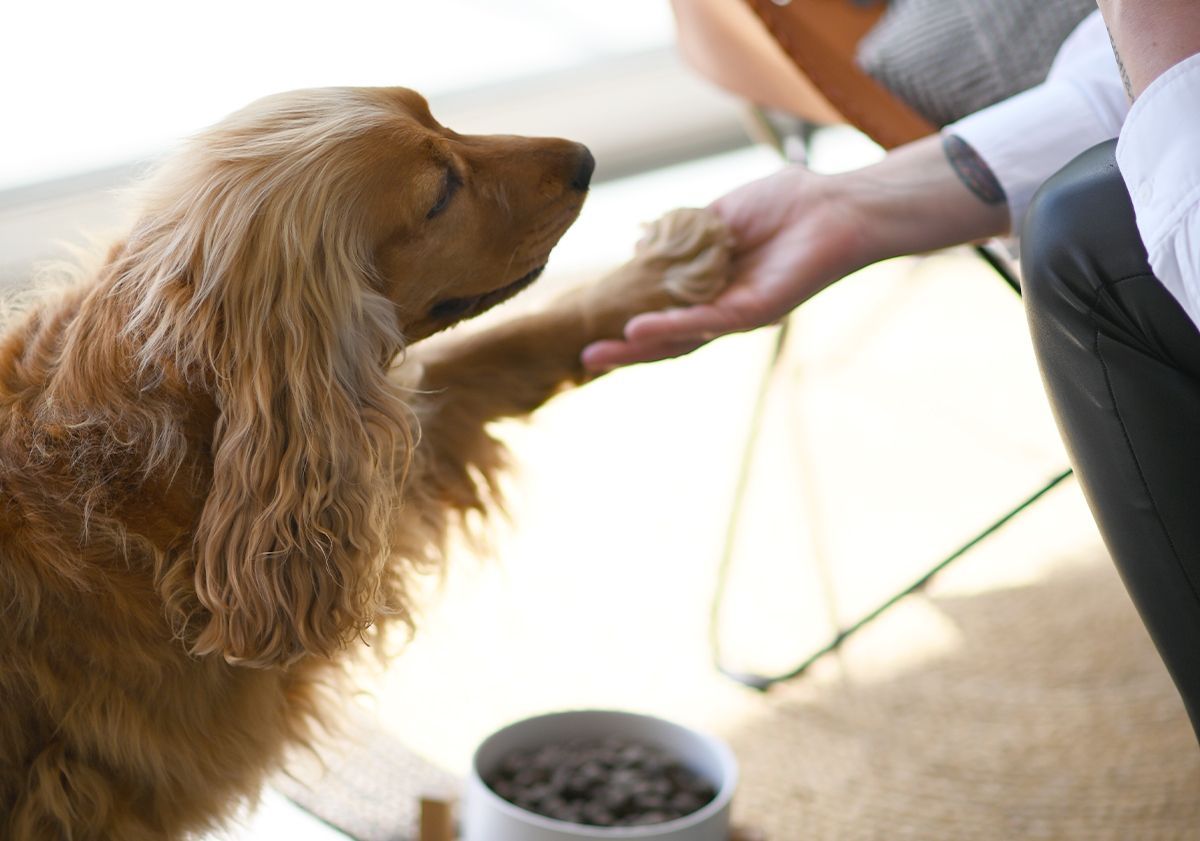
[{"left": 0, "top": 86, "right": 730, "bottom": 839}]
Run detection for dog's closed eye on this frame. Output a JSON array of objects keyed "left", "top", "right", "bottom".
[{"left": 426, "top": 167, "right": 462, "bottom": 220}]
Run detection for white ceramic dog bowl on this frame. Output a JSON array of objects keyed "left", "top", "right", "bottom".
[{"left": 464, "top": 709, "right": 738, "bottom": 841}]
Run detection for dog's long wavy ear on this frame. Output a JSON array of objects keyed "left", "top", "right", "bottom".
[
  {"left": 192, "top": 231, "right": 411, "bottom": 667},
  {"left": 127, "top": 94, "right": 415, "bottom": 667}
]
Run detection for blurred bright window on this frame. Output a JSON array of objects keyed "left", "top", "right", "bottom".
[{"left": 1, "top": 0, "right": 676, "bottom": 191}]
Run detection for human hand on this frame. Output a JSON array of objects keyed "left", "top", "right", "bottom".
[
  {"left": 581, "top": 163, "right": 866, "bottom": 371},
  {"left": 580, "top": 131, "right": 1011, "bottom": 373}
]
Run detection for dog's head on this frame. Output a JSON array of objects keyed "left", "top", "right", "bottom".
[
  {"left": 117, "top": 87, "right": 591, "bottom": 666},
  {"left": 359, "top": 87, "right": 594, "bottom": 339},
  {"left": 132, "top": 86, "right": 593, "bottom": 341}
]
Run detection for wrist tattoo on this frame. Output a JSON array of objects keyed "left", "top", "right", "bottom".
[
  {"left": 1107, "top": 28, "right": 1135, "bottom": 100},
  {"left": 942, "top": 134, "right": 1007, "bottom": 206}
]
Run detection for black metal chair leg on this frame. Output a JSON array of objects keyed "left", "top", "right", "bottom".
[
  {"left": 709, "top": 117, "right": 1075, "bottom": 690},
  {"left": 711, "top": 465, "right": 1074, "bottom": 691}
]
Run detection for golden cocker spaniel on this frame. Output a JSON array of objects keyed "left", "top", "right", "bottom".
[{"left": 0, "top": 86, "right": 731, "bottom": 839}]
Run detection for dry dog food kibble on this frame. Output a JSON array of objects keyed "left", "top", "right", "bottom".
[{"left": 485, "top": 737, "right": 718, "bottom": 827}]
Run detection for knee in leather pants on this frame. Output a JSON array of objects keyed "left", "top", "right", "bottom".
[
  {"left": 1020, "top": 140, "right": 1200, "bottom": 739},
  {"left": 1021, "top": 141, "right": 1151, "bottom": 335}
]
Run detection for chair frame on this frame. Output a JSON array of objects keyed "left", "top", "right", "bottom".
[{"left": 684, "top": 0, "right": 1076, "bottom": 689}]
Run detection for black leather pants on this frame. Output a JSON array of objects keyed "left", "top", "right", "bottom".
[{"left": 1023, "top": 140, "right": 1200, "bottom": 739}]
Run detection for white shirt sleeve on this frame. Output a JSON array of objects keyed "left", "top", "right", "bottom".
[
  {"left": 1115, "top": 53, "right": 1200, "bottom": 330},
  {"left": 944, "top": 11, "right": 1129, "bottom": 232}
]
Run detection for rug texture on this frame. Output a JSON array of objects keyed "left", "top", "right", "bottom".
[{"left": 725, "top": 557, "right": 1200, "bottom": 839}]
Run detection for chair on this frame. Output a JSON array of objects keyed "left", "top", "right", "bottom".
[
  {"left": 673, "top": 0, "right": 930, "bottom": 148},
  {"left": 669, "top": 0, "right": 1075, "bottom": 690}
]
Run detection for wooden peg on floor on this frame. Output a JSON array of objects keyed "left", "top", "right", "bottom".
[
  {"left": 418, "top": 795, "right": 455, "bottom": 841},
  {"left": 730, "top": 824, "right": 767, "bottom": 841}
]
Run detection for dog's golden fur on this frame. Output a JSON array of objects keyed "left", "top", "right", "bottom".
[{"left": 0, "top": 86, "right": 717, "bottom": 839}]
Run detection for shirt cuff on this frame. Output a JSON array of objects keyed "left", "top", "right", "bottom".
[
  {"left": 1116, "top": 53, "right": 1200, "bottom": 253},
  {"left": 1116, "top": 52, "right": 1200, "bottom": 328},
  {"left": 945, "top": 80, "right": 1120, "bottom": 233}
]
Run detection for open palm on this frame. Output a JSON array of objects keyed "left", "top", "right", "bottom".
[{"left": 582, "top": 164, "right": 865, "bottom": 370}]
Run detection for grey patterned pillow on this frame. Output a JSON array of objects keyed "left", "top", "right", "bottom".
[{"left": 857, "top": 0, "right": 1097, "bottom": 128}]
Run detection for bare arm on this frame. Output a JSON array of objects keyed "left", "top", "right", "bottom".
[
  {"left": 582, "top": 132, "right": 1009, "bottom": 370},
  {"left": 1098, "top": 0, "right": 1200, "bottom": 99}
]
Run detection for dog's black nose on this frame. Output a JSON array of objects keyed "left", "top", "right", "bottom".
[{"left": 570, "top": 147, "right": 596, "bottom": 192}]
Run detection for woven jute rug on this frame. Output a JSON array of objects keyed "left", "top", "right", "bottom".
[
  {"left": 725, "top": 556, "right": 1200, "bottom": 840},
  {"left": 273, "top": 707, "right": 460, "bottom": 841},
  {"left": 271, "top": 552, "right": 1200, "bottom": 840}
]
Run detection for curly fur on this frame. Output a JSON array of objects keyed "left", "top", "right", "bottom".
[
  {"left": 0, "top": 84, "right": 700, "bottom": 839},
  {"left": 1, "top": 85, "right": 581, "bottom": 839}
]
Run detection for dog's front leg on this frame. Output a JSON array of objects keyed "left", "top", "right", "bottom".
[
  {"left": 392, "top": 208, "right": 730, "bottom": 518},
  {"left": 409, "top": 207, "right": 732, "bottom": 423}
]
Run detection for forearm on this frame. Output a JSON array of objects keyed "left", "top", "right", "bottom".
[
  {"left": 1098, "top": 1, "right": 1200, "bottom": 99},
  {"left": 835, "top": 133, "right": 1011, "bottom": 268},
  {"left": 581, "top": 134, "right": 1010, "bottom": 370}
]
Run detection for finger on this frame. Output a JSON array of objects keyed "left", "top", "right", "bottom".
[
  {"left": 624, "top": 282, "right": 772, "bottom": 343},
  {"left": 623, "top": 305, "right": 730, "bottom": 344},
  {"left": 580, "top": 339, "right": 625, "bottom": 370},
  {"left": 581, "top": 336, "right": 708, "bottom": 371}
]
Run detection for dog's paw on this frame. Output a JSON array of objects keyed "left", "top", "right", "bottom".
[{"left": 634, "top": 207, "right": 734, "bottom": 304}]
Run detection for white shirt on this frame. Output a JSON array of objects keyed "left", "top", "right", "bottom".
[{"left": 947, "top": 11, "right": 1200, "bottom": 331}]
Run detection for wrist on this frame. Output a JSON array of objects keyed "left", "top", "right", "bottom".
[
  {"left": 835, "top": 135, "right": 1010, "bottom": 262},
  {"left": 1099, "top": 0, "right": 1200, "bottom": 99},
  {"left": 824, "top": 172, "right": 907, "bottom": 269}
]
